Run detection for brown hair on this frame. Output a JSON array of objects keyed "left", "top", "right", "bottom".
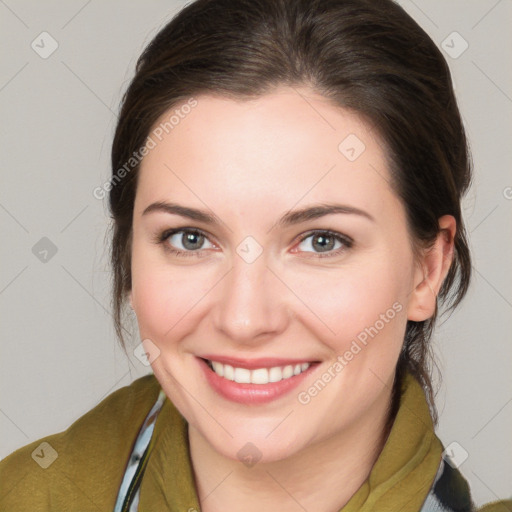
[{"left": 109, "top": 0, "right": 472, "bottom": 425}]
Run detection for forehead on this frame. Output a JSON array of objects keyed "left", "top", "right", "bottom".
[{"left": 135, "top": 87, "right": 398, "bottom": 221}]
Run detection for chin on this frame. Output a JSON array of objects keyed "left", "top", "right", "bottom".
[{"left": 210, "top": 434, "right": 305, "bottom": 466}]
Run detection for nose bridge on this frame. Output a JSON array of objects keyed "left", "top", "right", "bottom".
[{"left": 215, "top": 251, "right": 285, "bottom": 342}]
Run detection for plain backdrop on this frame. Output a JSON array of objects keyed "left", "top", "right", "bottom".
[{"left": 1, "top": 0, "right": 511, "bottom": 506}]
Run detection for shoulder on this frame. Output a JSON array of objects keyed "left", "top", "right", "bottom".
[
  {"left": 0, "top": 373, "right": 162, "bottom": 511},
  {"left": 477, "top": 499, "right": 512, "bottom": 512}
]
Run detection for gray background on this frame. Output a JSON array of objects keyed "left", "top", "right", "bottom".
[{"left": 1, "top": 0, "right": 511, "bottom": 506}]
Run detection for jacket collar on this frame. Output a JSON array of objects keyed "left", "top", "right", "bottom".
[{"left": 136, "top": 372, "right": 472, "bottom": 511}]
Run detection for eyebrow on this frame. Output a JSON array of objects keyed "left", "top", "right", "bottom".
[{"left": 141, "top": 201, "right": 375, "bottom": 227}]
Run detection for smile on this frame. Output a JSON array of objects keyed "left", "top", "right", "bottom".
[{"left": 198, "top": 356, "right": 319, "bottom": 404}]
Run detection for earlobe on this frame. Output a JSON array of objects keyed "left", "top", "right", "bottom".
[{"left": 407, "top": 215, "right": 456, "bottom": 322}]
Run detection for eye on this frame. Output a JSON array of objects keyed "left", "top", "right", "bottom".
[
  {"left": 294, "top": 230, "right": 353, "bottom": 258},
  {"left": 156, "top": 227, "right": 353, "bottom": 259},
  {"left": 158, "top": 228, "right": 215, "bottom": 257}
]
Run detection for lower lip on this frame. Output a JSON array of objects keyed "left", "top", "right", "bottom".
[{"left": 198, "top": 357, "right": 318, "bottom": 405}]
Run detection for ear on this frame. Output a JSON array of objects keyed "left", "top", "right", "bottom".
[
  {"left": 407, "top": 215, "right": 456, "bottom": 322},
  {"left": 129, "top": 291, "right": 134, "bottom": 310}
]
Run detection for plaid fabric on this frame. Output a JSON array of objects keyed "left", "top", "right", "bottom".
[
  {"left": 113, "top": 389, "right": 166, "bottom": 512},
  {"left": 419, "top": 457, "right": 475, "bottom": 512}
]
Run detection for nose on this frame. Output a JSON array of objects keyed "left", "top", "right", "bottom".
[{"left": 213, "top": 253, "right": 289, "bottom": 345}]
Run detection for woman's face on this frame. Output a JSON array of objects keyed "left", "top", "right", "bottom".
[{"left": 130, "top": 86, "right": 424, "bottom": 463}]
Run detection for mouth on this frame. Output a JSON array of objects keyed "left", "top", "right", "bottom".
[{"left": 197, "top": 355, "right": 320, "bottom": 404}]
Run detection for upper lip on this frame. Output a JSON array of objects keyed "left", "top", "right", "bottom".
[{"left": 199, "top": 354, "right": 319, "bottom": 369}]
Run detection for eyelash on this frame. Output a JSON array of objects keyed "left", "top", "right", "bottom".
[{"left": 154, "top": 227, "right": 354, "bottom": 259}]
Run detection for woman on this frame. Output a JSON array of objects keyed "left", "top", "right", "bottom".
[{"left": 0, "top": 0, "right": 509, "bottom": 510}]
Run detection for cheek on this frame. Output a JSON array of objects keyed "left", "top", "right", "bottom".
[
  {"left": 131, "top": 245, "right": 214, "bottom": 341},
  {"left": 132, "top": 275, "right": 173, "bottom": 340},
  {"left": 131, "top": 241, "right": 179, "bottom": 339},
  {"left": 285, "top": 255, "right": 410, "bottom": 363},
  {"left": 295, "top": 261, "right": 406, "bottom": 330}
]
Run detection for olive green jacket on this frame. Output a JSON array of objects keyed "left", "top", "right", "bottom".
[{"left": 1, "top": 372, "right": 510, "bottom": 511}]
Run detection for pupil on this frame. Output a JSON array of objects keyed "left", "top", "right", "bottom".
[
  {"left": 184, "top": 232, "right": 202, "bottom": 250},
  {"left": 314, "top": 234, "right": 333, "bottom": 252}
]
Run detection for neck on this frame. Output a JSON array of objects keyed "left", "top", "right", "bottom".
[{"left": 188, "top": 385, "right": 394, "bottom": 512}]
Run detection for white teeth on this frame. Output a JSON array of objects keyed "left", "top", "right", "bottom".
[
  {"left": 234, "top": 367, "right": 251, "bottom": 384},
  {"left": 251, "top": 368, "right": 269, "bottom": 384},
  {"left": 282, "top": 365, "right": 294, "bottom": 379},
  {"left": 269, "top": 366, "right": 282, "bottom": 383},
  {"left": 224, "top": 364, "right": 235, "bottom": 381},
  {"left": 208, "top": 360, "right": 311, "bottom": 384},
  {"left": 212, "top": 361, "right": 224, "bottom": 377}
]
